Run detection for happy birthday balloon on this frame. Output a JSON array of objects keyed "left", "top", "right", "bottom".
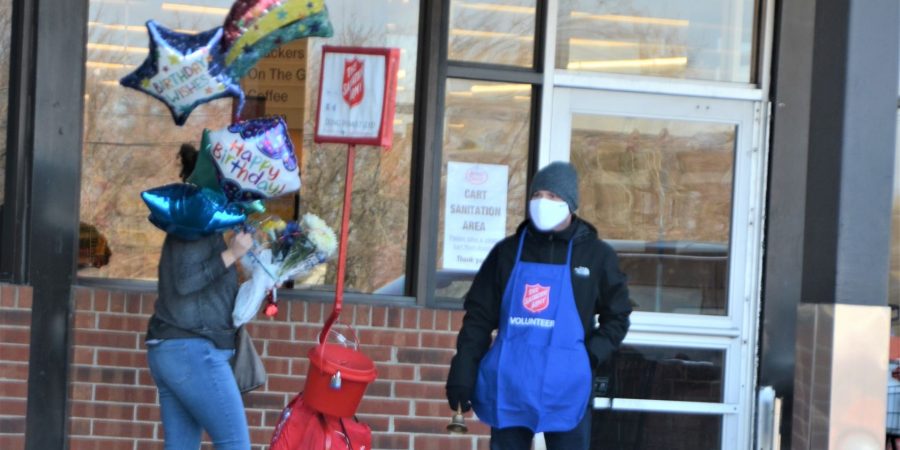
[
  {"left": 187, "top": 145, "right": 221, "bottom": 192},
  {"left": 200, "top": 116, "right": 301, "bottom": 202},
  {"left": 142, "top": 183, "right": 246, "bottom": 240},
  {"left": 188, "top": 146, "right": 267, "bottom": 214},
  {"left": 222, "top": 0, "right": 333, "bottom": 79},
  {"left": 120, "top": 21, "right": 245, "bottom": 126}
]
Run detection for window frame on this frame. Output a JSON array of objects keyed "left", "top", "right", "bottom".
[
  {"left": 74, "top": 0, "right": 548, "bottom": 308},
  {"left": 71, "top": 0, "right": 775, "bottom": 312},
  {"left": 1, "top": 0, "right": 33, "bottom": 283},
  {"left": 419, "top": 0, "right": 547, "bottom": 306}
]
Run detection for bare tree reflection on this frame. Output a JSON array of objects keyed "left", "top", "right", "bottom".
[
  {"left": 448, "top": 1, "right": 536, "bottom": 67},
  {"left": 433, "top": 79, "right": 531, "bottom": 298},
  {"left": 293, "top": 9, "right": 414, "bottom": 293},
  {"left": 560, "top": 0, "right": 687, "bottom": 76},
  {"left": 80, "top": 7, "right": 231, "bottom": 279}
]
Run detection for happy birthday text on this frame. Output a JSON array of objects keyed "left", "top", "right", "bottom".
[{"left": 211, "top": 140, "right": 286, "bottom": 197}]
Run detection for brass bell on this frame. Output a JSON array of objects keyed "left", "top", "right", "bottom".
[{"left": 446, "top": 406, "right": 468, "bottom": 434}]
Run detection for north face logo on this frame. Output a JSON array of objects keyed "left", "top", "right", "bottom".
[{"left": 522, "top": 284, "right": 550, "bottom": 313}]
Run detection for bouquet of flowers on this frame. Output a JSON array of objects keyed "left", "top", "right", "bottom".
[{"left": 233, "top": 213, "right": 337, "bottom": 326}]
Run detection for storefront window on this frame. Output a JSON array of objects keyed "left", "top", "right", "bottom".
[
  {"left": 448, "top": 0, "right": 536, "bottom": 67},
  {"left": 571, "top": 114, "right": 734, "bottom": 316},
  {"left": 592, "top": 410, "right": 722, "bottom": 449},
  {"left": 591, "top": 344, "right": 724, "bottom": 448},
  {"left": 434, "top": 79, "right": 531, "bottom": 298},
  {"left": 611, "top": 345, "right": 724, "bottom": 403},
  {"left": 556, "top": 0, "right": 757, "bottom": 83},
  {"left": 891, "top": 111, "right": 900, "bottom": 334},
  {"left": 0, "top": 0, "right": 11, "bottom": 205},
  {"left": 79, "top": 0, "right": 419, "bottom": 296}
]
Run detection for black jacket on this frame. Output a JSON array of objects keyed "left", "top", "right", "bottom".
[
  {"left": 147, "top": 233, "right": 239, "bottom": 349},
  {"left": 446, "top": 216, "right": 632, "bottom": 391}
]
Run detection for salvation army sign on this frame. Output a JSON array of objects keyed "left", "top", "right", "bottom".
[
  {"left": 522, "top": 284, "right": 550, "bottom": 313},
  {"left": 314, "top": 46, "right": 400, "bottom": 147},
  {"left": 342, "top": 58, "right": 364, "bottom": 107}
]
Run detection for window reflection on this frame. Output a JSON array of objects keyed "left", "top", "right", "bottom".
[
  {"left": 592, "top": 344, "right": 724, "bottom": 448},
  {"left": 592, "top": 410, "right": 722, "bottom": 450},
  {"left": 448, "top": 0, "right": 536, "bottom": 67},
  {"left": 78, "top": 0, "right": 419, "bottom": 295},
  {"left": 571, "top": 114, "right": 735, "bottom": 315},
  {"left": 891, "top": 112, "right": 900, "bottom": 334},
  {"left": 603, "top": 345, "right": 724, "bottom": 403},
  {"left": 273, "top": 1, "right": 418, "bottom": 294},
  {"left": 434, "top": 79, "right": 531, "bottom": 298},
  {"left": 0, "top": 0, "right": 11, "bottom": 205},
  {"left": 556, "top": 0, "right": 757, "bottom": 83},
  {"left": 80, "top": 2, "right": 243, "bottom": 279}
]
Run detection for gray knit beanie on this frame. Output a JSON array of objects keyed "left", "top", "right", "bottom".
[{"left": 529, "top": 161, "right": 579, "bottom": 212}]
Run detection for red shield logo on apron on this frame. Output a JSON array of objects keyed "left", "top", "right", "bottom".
[
  {"left": 341, "top": 58, "right": 364, "bottom": 108},
  {"left": 522, "top": 284, "right": 550, "bottom": 313}
]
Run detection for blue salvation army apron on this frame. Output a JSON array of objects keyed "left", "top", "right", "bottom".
[{"left": 472, "top": 231, "right": 592, "bottom": 432}]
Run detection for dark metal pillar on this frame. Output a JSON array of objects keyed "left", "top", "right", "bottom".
[
  {"left": 760, "top": 3, "right": 816, "bottom": 443},
  {"left": 763, "top": 0, "right": 898, "bottom": 447},
  {"left": 800, "top": 2, "right": 898, "bottom": 304},
  {"left": 409, "top": 0, "right": 448, "bottom": 305},
  {"left": 11, "top": 0, "right": 88, "bottom": 447}
]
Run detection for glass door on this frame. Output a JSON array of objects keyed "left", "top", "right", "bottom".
[{"left": 549, "top": 89, "right": 765, "bottom": 450}]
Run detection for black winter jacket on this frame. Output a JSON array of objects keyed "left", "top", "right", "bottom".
[
  {"left": 446, "top": 216, "right": 632, "bottom": 392},
  {"left": 146, "top": 233, "right": 239, "bottom": 349}
]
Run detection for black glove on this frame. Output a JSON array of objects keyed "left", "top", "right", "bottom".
[{"left": 446, "top": 385, "right": 472, "bottom": 413}]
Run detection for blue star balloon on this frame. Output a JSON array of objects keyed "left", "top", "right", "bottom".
[
  {"left": 142, "top": 183, "right": 246, "bottom": 240},
  {"left": 120, "top": 20, "right": 245, "bottom": 126}
]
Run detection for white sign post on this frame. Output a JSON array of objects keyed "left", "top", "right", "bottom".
[{"left": 443, "top": 162, "right": 509, "bottom": 271}]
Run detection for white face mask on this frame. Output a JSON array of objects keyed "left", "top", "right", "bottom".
[{"left": 529, "top": 198, "right": 570, "bottom": 231}]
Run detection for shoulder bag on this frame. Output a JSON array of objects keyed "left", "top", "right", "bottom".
[{"left": 232, "top": 326, "right": 267, "bottom": 393}]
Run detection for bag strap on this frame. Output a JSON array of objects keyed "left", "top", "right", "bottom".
[
  {"left": 319, "top": 412, "right": 352, "bottom": 450},
  {"left": 339, "top": 417, "right": 353, "bottom": 448},
  {"left": 317, "top": 413, "right": 332, "bottom": 450}
]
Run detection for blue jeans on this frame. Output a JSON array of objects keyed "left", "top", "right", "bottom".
[
  {"left": 490, "top": 406, "right": 592, "bottom": 450},
  {"left": 147, "top": 338, "right": 250, "bottom": 450}
]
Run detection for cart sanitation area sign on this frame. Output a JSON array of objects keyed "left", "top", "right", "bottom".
[{"left": 443, "top": 162, "right": 508, "bottom": 271}]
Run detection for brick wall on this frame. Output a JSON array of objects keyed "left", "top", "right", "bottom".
[
  {"left": 0, "top": 283, "right": 32, "bottom": 450},
  {"left": 67, "top": 286, "right": 490, "bottom": 450},
  {"left": 0, "top": 282, "right": 732, "bottom": 450}
]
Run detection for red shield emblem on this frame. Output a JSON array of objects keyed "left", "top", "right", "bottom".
[
  {"left": 342, "top": 58, "right": 364, "bottom": 107},
  {"left": 522, "top": 284, "right": 550, "bottom": 313}
]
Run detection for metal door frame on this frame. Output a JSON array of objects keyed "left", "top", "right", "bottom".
[{"left": 548, "top": 88, "right": 767, "bottom": 450}]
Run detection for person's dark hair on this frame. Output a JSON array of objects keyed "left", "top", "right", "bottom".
[{"left": 178, "top": 143, "right": 199, "bottom": 182}]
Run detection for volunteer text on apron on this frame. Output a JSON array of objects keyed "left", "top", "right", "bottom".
[{"left": 472, "top": 231, "right": 592, "bottom": 432}]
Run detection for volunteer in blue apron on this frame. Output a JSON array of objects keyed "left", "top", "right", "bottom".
[{"left": 447, "top": 162, "right": 632, "bottom": 450}]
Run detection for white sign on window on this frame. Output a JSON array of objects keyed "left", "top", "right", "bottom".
[
  {"left": 314, "top": 46, "right": 399, "bottom": 147},
  {"left": 442, "top": 162, "right": 509, "bottom": 271}
]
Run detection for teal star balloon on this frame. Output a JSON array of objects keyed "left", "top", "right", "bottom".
[{"left": 141, "top": 183, "right": 246, "bottom": 240}]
